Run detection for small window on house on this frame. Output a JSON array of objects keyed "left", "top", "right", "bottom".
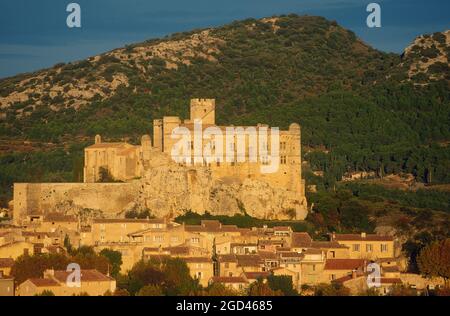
[
  {"left": 353, "top": 244, "right": 360, "bottom": 252},
  {"left": 381, "top": 244, "right": 388, "bottom": 252},
  {"left": 366, "top": 244, "right": 373, "bottom": 252}
]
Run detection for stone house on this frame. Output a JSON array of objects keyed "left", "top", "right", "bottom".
[{"left": 17, "top": 269, "right": 116, "bottom": 296}]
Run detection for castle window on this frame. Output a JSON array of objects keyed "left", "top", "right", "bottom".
[
  {"left": 281, "top": 156, "right": 287, "bottom": 164},
  {"left": 280, "top": 142, "right": 286, "bottom": 151},
  {"left": 261, "top": 156, "right": 269, "bottom": 165}
]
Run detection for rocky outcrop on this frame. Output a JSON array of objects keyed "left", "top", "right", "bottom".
[
  {"left": 133, "top": 161, "right": 308, "bottom": 220},
  {"left": 13, "top": 153, "right": 308, "bottom": 222}
]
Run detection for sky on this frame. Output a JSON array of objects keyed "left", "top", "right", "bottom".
[{"left": 0, "top": 0, "right": 449, "bottom": 79}]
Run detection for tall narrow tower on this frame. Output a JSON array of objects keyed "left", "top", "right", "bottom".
[{"left": 190, "top": 98, "right": 216, "bottom": 125}]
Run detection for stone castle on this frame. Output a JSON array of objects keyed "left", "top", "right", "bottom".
[{"left": 13, "top": 99, "right": 308, "bottom": 224}]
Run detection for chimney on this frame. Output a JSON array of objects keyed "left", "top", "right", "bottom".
[
  {"left": 352, "top": 270, "right": 357, "bottom": 279},
  {"left": 331, "top": 232, "right": 336, "bottom": 241},
  {"left": 361, "top": 232, "right": 366, "bottom": 238}
]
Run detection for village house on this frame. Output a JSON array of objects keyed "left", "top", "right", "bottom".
[
  {"left": 0, "top": 241, "right": 34, "bottom": 259},
  {"left": 0, "top": 272, "right": 14, "bottom": 296},
  {"left": 323, "top": 258, "right": 367, "bottom": 283},
  {"left": 0, "top": 258, "right": 14, "bottom": 277},
  {"left": 210, "top": 276, "right": 249, "bottom": 292},
  {"left": 17, "top": 269, "right": 116, "bottom": 296},
  {"left": 330, "top": 233, "right": 395, "bottom": 260},
  {"left": 182, "top": 257, "right": 214, "bottom": 287},
  {"left": 90, "top": 218, "right": 169, "bottom": 244}
]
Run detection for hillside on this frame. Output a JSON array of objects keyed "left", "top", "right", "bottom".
[{"left": 0, "top": 14, "right": 449, "bottom": 207}]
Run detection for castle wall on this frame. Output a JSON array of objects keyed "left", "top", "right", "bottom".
[{"left": 13, "top": 183, "right": 139, "bottom": 225}]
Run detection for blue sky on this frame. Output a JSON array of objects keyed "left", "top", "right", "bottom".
[{"left": 0, "top": 0, "right": 449, "bottom": 78}]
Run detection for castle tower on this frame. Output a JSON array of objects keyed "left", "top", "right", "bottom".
[
  {"left": 141, "top": 134, "right": 152, "bottom": 160},
  {"left": 288, "top": 123, "right": 302, "bottom": 193},
  {"left": 162, "top": 116, "right": 181, "bottom": 154},
  {"left": 153, "top": 119, "right": 163, "bottom": 151},
  {"left": 190, "top": 98, "right": 215, "bottom": 125}
]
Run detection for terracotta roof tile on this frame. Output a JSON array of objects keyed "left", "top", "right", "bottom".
[
  {"left": 382, "top": 266, "right": 400, "bottom": 273},
  {"left": 181, "top": 257, "right": 212, "bottom": 263},
  {"left": 258, "top": 251, "right": 278, "bottom": 260},
  {"left": 380, "top": 278, "right": 402, "bottom": 284},
  {"left": 324, "top": 259, "right": 366, "bottom": 270},
  {"left": 218, "top": 254, "right": 237, "bottom": 263},
  {"left": 236, "top": 255, "right": 263, "bottom": 267},
  {"left": 310, "top": 241, "right": 348, "bottom": 249},
  {"left": 28, "top": 278, "right": 60, "bottom": 287},
  {"left": 291, "top": 232, "right": 312, "bottom": 248},
  {"left": 242, "top": 271, "right": 271, "bottom": 280},
  {"left": 211, "top": 276, "right": 248, "bottom": 284},
  {"left": 52, "top": 269, "right": 113, "bottom": 283},
  {"left": 280, "top": 251, "right": 303, "bottom": 258},
  {"left": 332, "top": 234, "right": 394, "bottom": 242},
  {"left": 0, "top": 258, "right": 14, "bottom": 268}
]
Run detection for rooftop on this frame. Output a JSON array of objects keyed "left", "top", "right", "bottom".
[
  {"left": 0, "top": 258, "right": 14, "bottom": 268},
  {"left": 291, "top": 232, "right": 312, "bottom": 248},
  {"left": 242, "top": 271, "right": 271, "bottom": 280},
  {"left": 93, "top": 218, "right": 166, "bottom": 224},
  {"left": 44, "top": 213, "right": 77, "bottom": 222},
  {"left": 27, "top": 278, "right": 60, "bottom": 287},
  {"left": 332, "top": 233, "right": 394, "bottom": 242},
  {"left": 211, "top": 276, "right": 248, "bottom": 284},
  {"left": 324, "top": 259, "right": 366, "bottom": 270},
  {"left": 52, "top": 269, "right": 114, "bottom": 283}
]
